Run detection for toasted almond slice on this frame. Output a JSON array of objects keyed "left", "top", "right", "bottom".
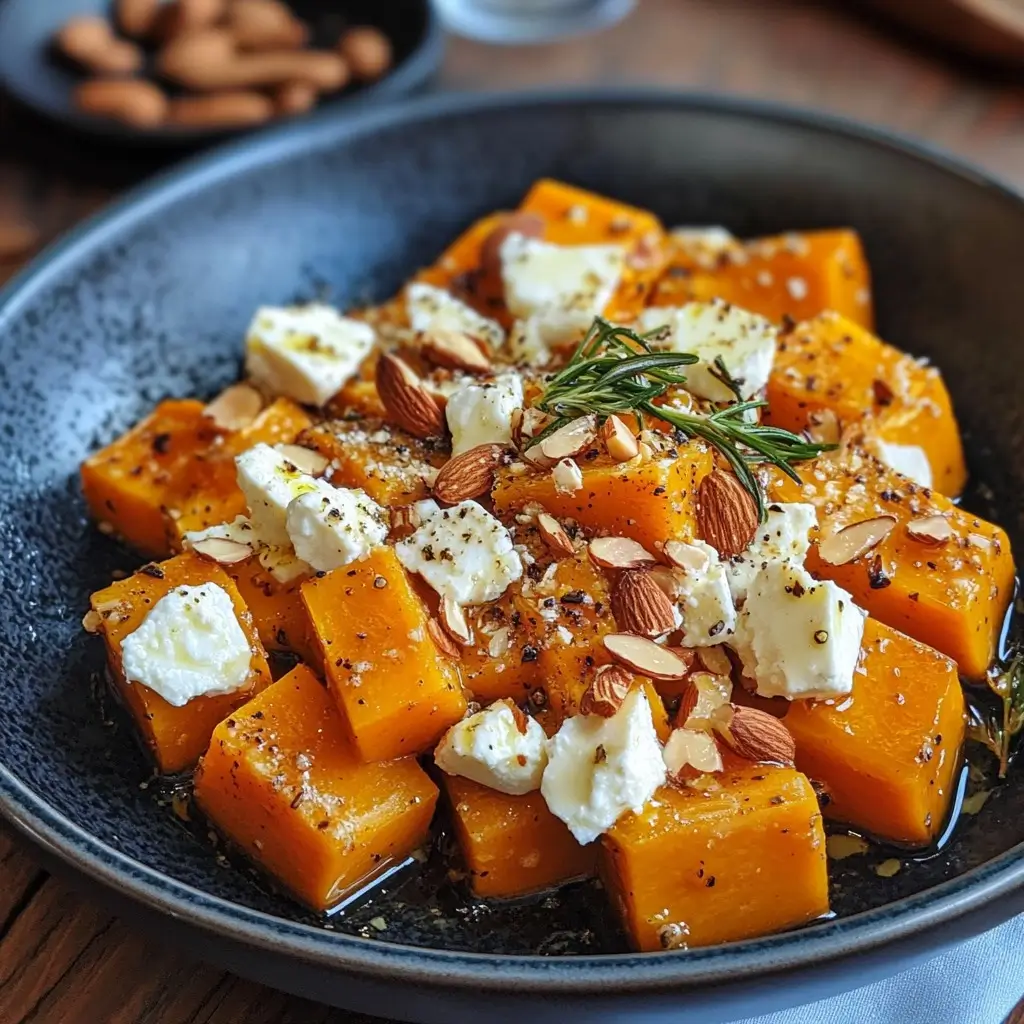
[
  {"left": 604, "top": 634, "right": 691, "bottom": 680},
  {"left": 713, "top": 704, "right": 796, "bottom": 766},
  {"left": 389, "top": 504, "right": 422, "bottom": 540},
  {"left": 191, "top": 537, "right": 254, "bottom": 565},
  {"left": 204, "top": 383, "right": 263, "bottom": 431},
  {"left": 805, "top": 407, "right": 840, "bottom": 445},
  {"left": 515, "top": 407, "right": 551, "bottom": 446},
  {"left": 696, "top": 646, "right": 732, "bottom": 677},
  {"left": 479, "top": 212, "right": 545, "bottom": 280},
  {"left": 433, "top": 443, "right": 507, "bottom": 504},
  {"left": 440, "top": 596, "right": 473, "bottom": 646},
  {"left": 906, "top": 514, "right": 954, "bottom": 546},
  {"left": 680, "top": 671, "right": 733, "bottom": 729},
  {"left": 818, "top": 515, "right": 897, "bottom": 566},
  {"left": 588, "top": 536, "right": 658, "bottom": 570},
  {"left": 580, "top": 664, "right": 634, "bottom": 717},
  {"left": 697, "top": 470, "right": 759, "bottom": 558},
  {"left": 663, "top": 539, "right": 712, "bottom": 573},
  {"left": 539, "top": 415, "right": 598, "bottom": 461},
  {"left": 646, "top": 564, "right": 683, "bottom": 600},
  {"left": 537, "top": 512, "right": 575, "bottom": 557},
  {"left": 601, "top": 414, "right": 640, "bottom": 462},
  {"left": 498, "top": 696, "right": 530, "bottom": 735},
  {"left": 612, "top": 570, "right": 677, "bottom": 638},
  {"left": 663, "top": 727, "right": 723, "bottom": 782},
  {"left": 276, "top": 444, "right": 329, "bottom": 477},
  {"left": 488, "top": 626, "right": 511, "bottom": 658},
  {"left": 420, "top": 328, "right": 492, "bottom": 374},
  {"left": 427, "top": 617, "right": 461, "bottom": 659},
  {"left": 82, "top": 609, "right": 103, "bottom": 634},
  {"left": 376, "top": 352, "right": 448, "bottom": 439}
]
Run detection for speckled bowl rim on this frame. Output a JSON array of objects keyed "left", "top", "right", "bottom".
[{"left": 1, "top": 88, "right": 1023, "bottom": 995}]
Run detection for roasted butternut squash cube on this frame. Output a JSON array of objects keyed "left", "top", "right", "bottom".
[
  {"left": 89, "top": 552, "right": 272, "bottom": 773},
  {"left": 301, "top": 547, "right": 467, "bottom": 761},
  {"left": 771, "top": 449, "right": 1014, "bottom": 679},
  {"left": 442, "top": 775, "right": 594, "bottom": 898},
  {"left": 785, "top": 619, "right": 965, "bottom": 845},
  {"left": 493, "top": 445, "right": 713, "bottom": 553},
  {"left": 765, "top": 313, "right": 967, "bottom": 496},
  {"left": 600, "top": 767, "right": 829, "bottom": 951},
  {"left": 459, "top": 590, "right": 543, "bottom": 703},
  {"left": 328, "top": 378, "right": 387, "bottom": 419},
  {"left": 194, "top": 664, "right": 438, "bottom": 911},
  {"left": 653, "top": 229, "right": 873, "bottom": 329},
  {"left": 81, "top": 399, "right": 217, "bottom": 558}
]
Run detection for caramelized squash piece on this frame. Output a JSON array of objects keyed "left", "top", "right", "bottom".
[
  {"left": 493, "top": 445, "right": 713, "bottom": 553},
  {"left": 652, "top": 228, "right": 873, "bottom": 329},
  {"left": 785, "top": 620, "right": 965, "bottom": 845},
  {"left": 195, "top": 664, "right": 438, "bottom": 911},
  {"left": 89, "top": 552, "right": 271, "bottom": 773},
  {"left": 600, "top": 767, "right": 829, "bottom": 950},
  {"left": 459, "top": 589, "right": 543, "bottom": 704},
  {"left": 770, "top": 449, "right": 1014, "bottom": 679},
  {"left": 765, "top": 313, "right": 967, "bottom": 496},
  {"left": 81, "top": 399, "right": 217, "bottom": 558},
  {"left": 442, "top": 775, "right": 594, "bottom": 898},
  {"left": 301, "top": 547, "right": 466, "bottom": 761}
]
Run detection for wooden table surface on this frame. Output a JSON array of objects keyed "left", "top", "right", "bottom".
[{"left": 3, "top": 2, "right": 1024, "bottom": 1021}]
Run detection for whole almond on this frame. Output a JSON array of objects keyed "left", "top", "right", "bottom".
[
  {"left": 580, "top": 664, "right": 633, "bottom": 717},
  {"left": 818, "top": 515, "right": 897, "bottom": 566},
  {"left": 906, "top": 514, "right": 953, "bottom": 546},
  {"left": 714, "top": 704, "right": 796, "bottom": 766},
  {"left": 612, "top": 570, "right": 677, "bottom": 637},
  {"left": 601, "top": 415, "right": 639, "bottom": 462},
  {"left": 420, "top": 329, "right": 492, "bottom": 374},
  {"left": 604, "top": 634, "right": 691, "bottom": 681},
  {"left": 537, "top": 512, "right": 575, "bottom": 557},
  {"left": 698, "top": 469, "right": 759, "bottom": 558},
  {"left": 588, "top": 536, "right": 658, "bottom": 570},
  {"left": 376, "top": 352, "right": 447, "bottom": 438},
  {"left": 433, "top": 443, "right": 506, "bottom": 503}
]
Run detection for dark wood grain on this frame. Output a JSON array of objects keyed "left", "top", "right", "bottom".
[{"left": 3, "top": 1, "right": 1024, "bottom": 1020}]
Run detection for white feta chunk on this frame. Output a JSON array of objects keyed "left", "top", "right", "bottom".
[
  {"left": 445, "top": 372, "right": 524, "bottom": 456},
  {"left": 673, "top": 561, "right": 737, "bottom": 647},
  {"left": 395, "top": 500, "right": 522, "bottom": 605},
  {"left": 637, "top": 299, "right": 777, "bottom": 401},
  {"left": 552, "top": 458, "right": 584, "bottom": 495},
  {"left": 406, "top": 282, "right": 505, "bottom": 349},
  {"left": 120, "top": 583, "right": 252, "bottom": 708},
  {"left": 877, "top": 441, "right": 933, "bottom": 489},
  {"left": 736, "top": 561, "right": 866, "bottom": 700},
  {"left": 726, "top": 502, "right": 818, "bottom": 603},
  {"left": 235, "top": 443, "right": 319, "bottom": 548},
  {"left": 434, "top": 700, "right": 547, "bottom": 796},
  {"left": 541, "top": 688, "right": 665, "bottom": 845},
  {"left": 285, "top": 480, "right": 388, "bottom": 573}
]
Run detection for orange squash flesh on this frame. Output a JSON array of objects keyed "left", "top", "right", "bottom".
[
  {"left": 770, "top": 449, "right": 1014, "bottom": 680},
  {"left": 784, "top": 619, "right": 965, "bottom": 845},
  {"left": 599, "top": 767, "right": 829, "bottom": 951},
  {"left": 194, "top": 664, "right": 438, "bottom": 912},
  {"left": 765, "top": 313, "right": 967, "bottom": 496},
  {"left": 442, "top": 775, "right": 595, "bottom": 898},
  {"left": 493, "top": 445, "right": 714, "bottom": 554},
  {"left": 89, "top": 552, "right": 272, "bottom": 773},
  {"left": 301, "top": 547, "right": 467, "bottom": 762}
]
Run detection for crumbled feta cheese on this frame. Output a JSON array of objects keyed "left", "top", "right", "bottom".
[
  {"left": 877, "top": 441, "right": 933, "bottom": 489},
  {"left": 406, "top": 282, "right": 505, "bottom": 349},
  {"left": 120, "top": 583, "right": 252, "bottom": 707},
  {"left": 235, "top": 443, "right": 319, "bottom": 547},
  {"left": 552, "top": 458, "right": 584, "bottom": 495},
  {"left": 395, "top": 500, "right": 522, "bottom": 605},
  {"left": 727, "top": 502, "right": 817, "bottom": 603},
  {"left": 445, "top": 372, "right": 524, "bottom": 456},
  {"left": 541, "top": 688, "right": 665, "bottom": 845},
  {"left": 673, "top": 561, "right": 737, "bottom": 647},
  {"left": 507, "top": 318, "right": 553, "bottom": 366},
  {"left": 285, "top": 480, "right": 388, "bottom": 572},
  {"left": 637, "top": 300, "right": 777, "bottom": 401},
  {"left": 244, "top": 304, "right": 375, "bottom": 407},
  {"left": 735, "top": 561, "right": 867, "bottom": 700},
  {"left": 434, "top": 700, "right": 547, "bottom": 795},
  {"left": 500, "top": 233, "right": 624, "bottom": 334}
]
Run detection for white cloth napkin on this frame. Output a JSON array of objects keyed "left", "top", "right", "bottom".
[{"left": 739, "top": 914, "right": 1024, "bottom": 1024}]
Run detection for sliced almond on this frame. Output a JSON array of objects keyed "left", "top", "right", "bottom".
[
  {"left": 498, "top": 697, "right": 530, "bottom": 735},
  {"left": 601, "top": 415, "right": 640, "bottom": 462},
  {"left": 580, "top": 664, "right": 633, "bottom": 717},
  {"left": 440, "top": 596, "right": 474, "bottom": 646},
  {"left": 679, "top": 671, "right": 733, "bottom": 729},
  {"left": 646, "top": 564, "right": 683, "bottom": 600},
  {"left": 612, "top": 570, "right": 677, "bottom": 638},
  {"left": 479, "top": 212, "right": 545, "bottom": 280},
  {"left": 204, "top": 383, "right": 263, "bottom": 431},
  {"left": 427, "top": 617, "right": 461, "bottom": 659},
  {"left": 420, "top": 329, "right": 492, "bottom": 374},
  {"left": 376, "top": 352, "right": 448, "bottom": 439},
  {"left": 537, "top": 512, "right": 575, "bottom": 557},
  {"left": 663, "top": 539, "right": 712, "bottom": 573},
  {"left": 488, "top": 626, "right": 511, "bottom": 658},
  {"left": 389, "top": 504, "right": 422, "bottom": 540},
  {"left": 663, "top": 728, "right": 723, "bottom": 783},
  {"left": 538, "top": 415, "right": 597, "bottom": 461},
  {"left": 433, "top": 443, "right": 507, "bottom": 504},
  {"left": 191, "top": 537, "right": 254, "bottom": 565},
  {"left": 514, "top": 406, "right": 552, "bottom": 450},
  {"left": 604, "top": 634, "right": 691, "bottom": 681},
  {"left": 82, "top": 609, "right": 103, "bottom": 634},
  {"left": 818, "top": 515, "right": 897, "bottom": 566},
  {"left": 805, "top": 408, "right": 840, "bottom": 445},
  {"left": 714, "top": 704, "right": 796, "bottom": 766},
  {"left": 906, "top": 514, "right": 953, "bottom": 546},
  {"left": 696, "top": 646, "right": 732, "bottom": 677},
  {"left": 276, "top": 444, "right": 329, "bottom": 477},
  {"left": 588, "top": 536, "right": 658, "bottom": 570},
  {"left": 697, "top": 470, "right": 759, "bottom": 559}
]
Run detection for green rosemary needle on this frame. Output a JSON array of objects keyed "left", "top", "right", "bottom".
[
  {"left": 967, "top": 648, "right": 1024, "bottom": 779},
  {"left": 535, "top": 317, "right": 835, "bottom": 517}
]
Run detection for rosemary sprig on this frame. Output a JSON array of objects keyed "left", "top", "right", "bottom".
[
  {"left": 535, "top": 317, "right": 834, "bottom": 517},
  {"left": 967, "top": 649, "right": 1024, "bottom": 778}
]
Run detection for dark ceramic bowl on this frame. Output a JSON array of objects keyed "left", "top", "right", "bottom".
[
  {"left": 0, "top": 0, "right": 443, "bottom": 145},
  {"left": 1, "top": 91, "right": 1024, "bottom": 1023}
]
